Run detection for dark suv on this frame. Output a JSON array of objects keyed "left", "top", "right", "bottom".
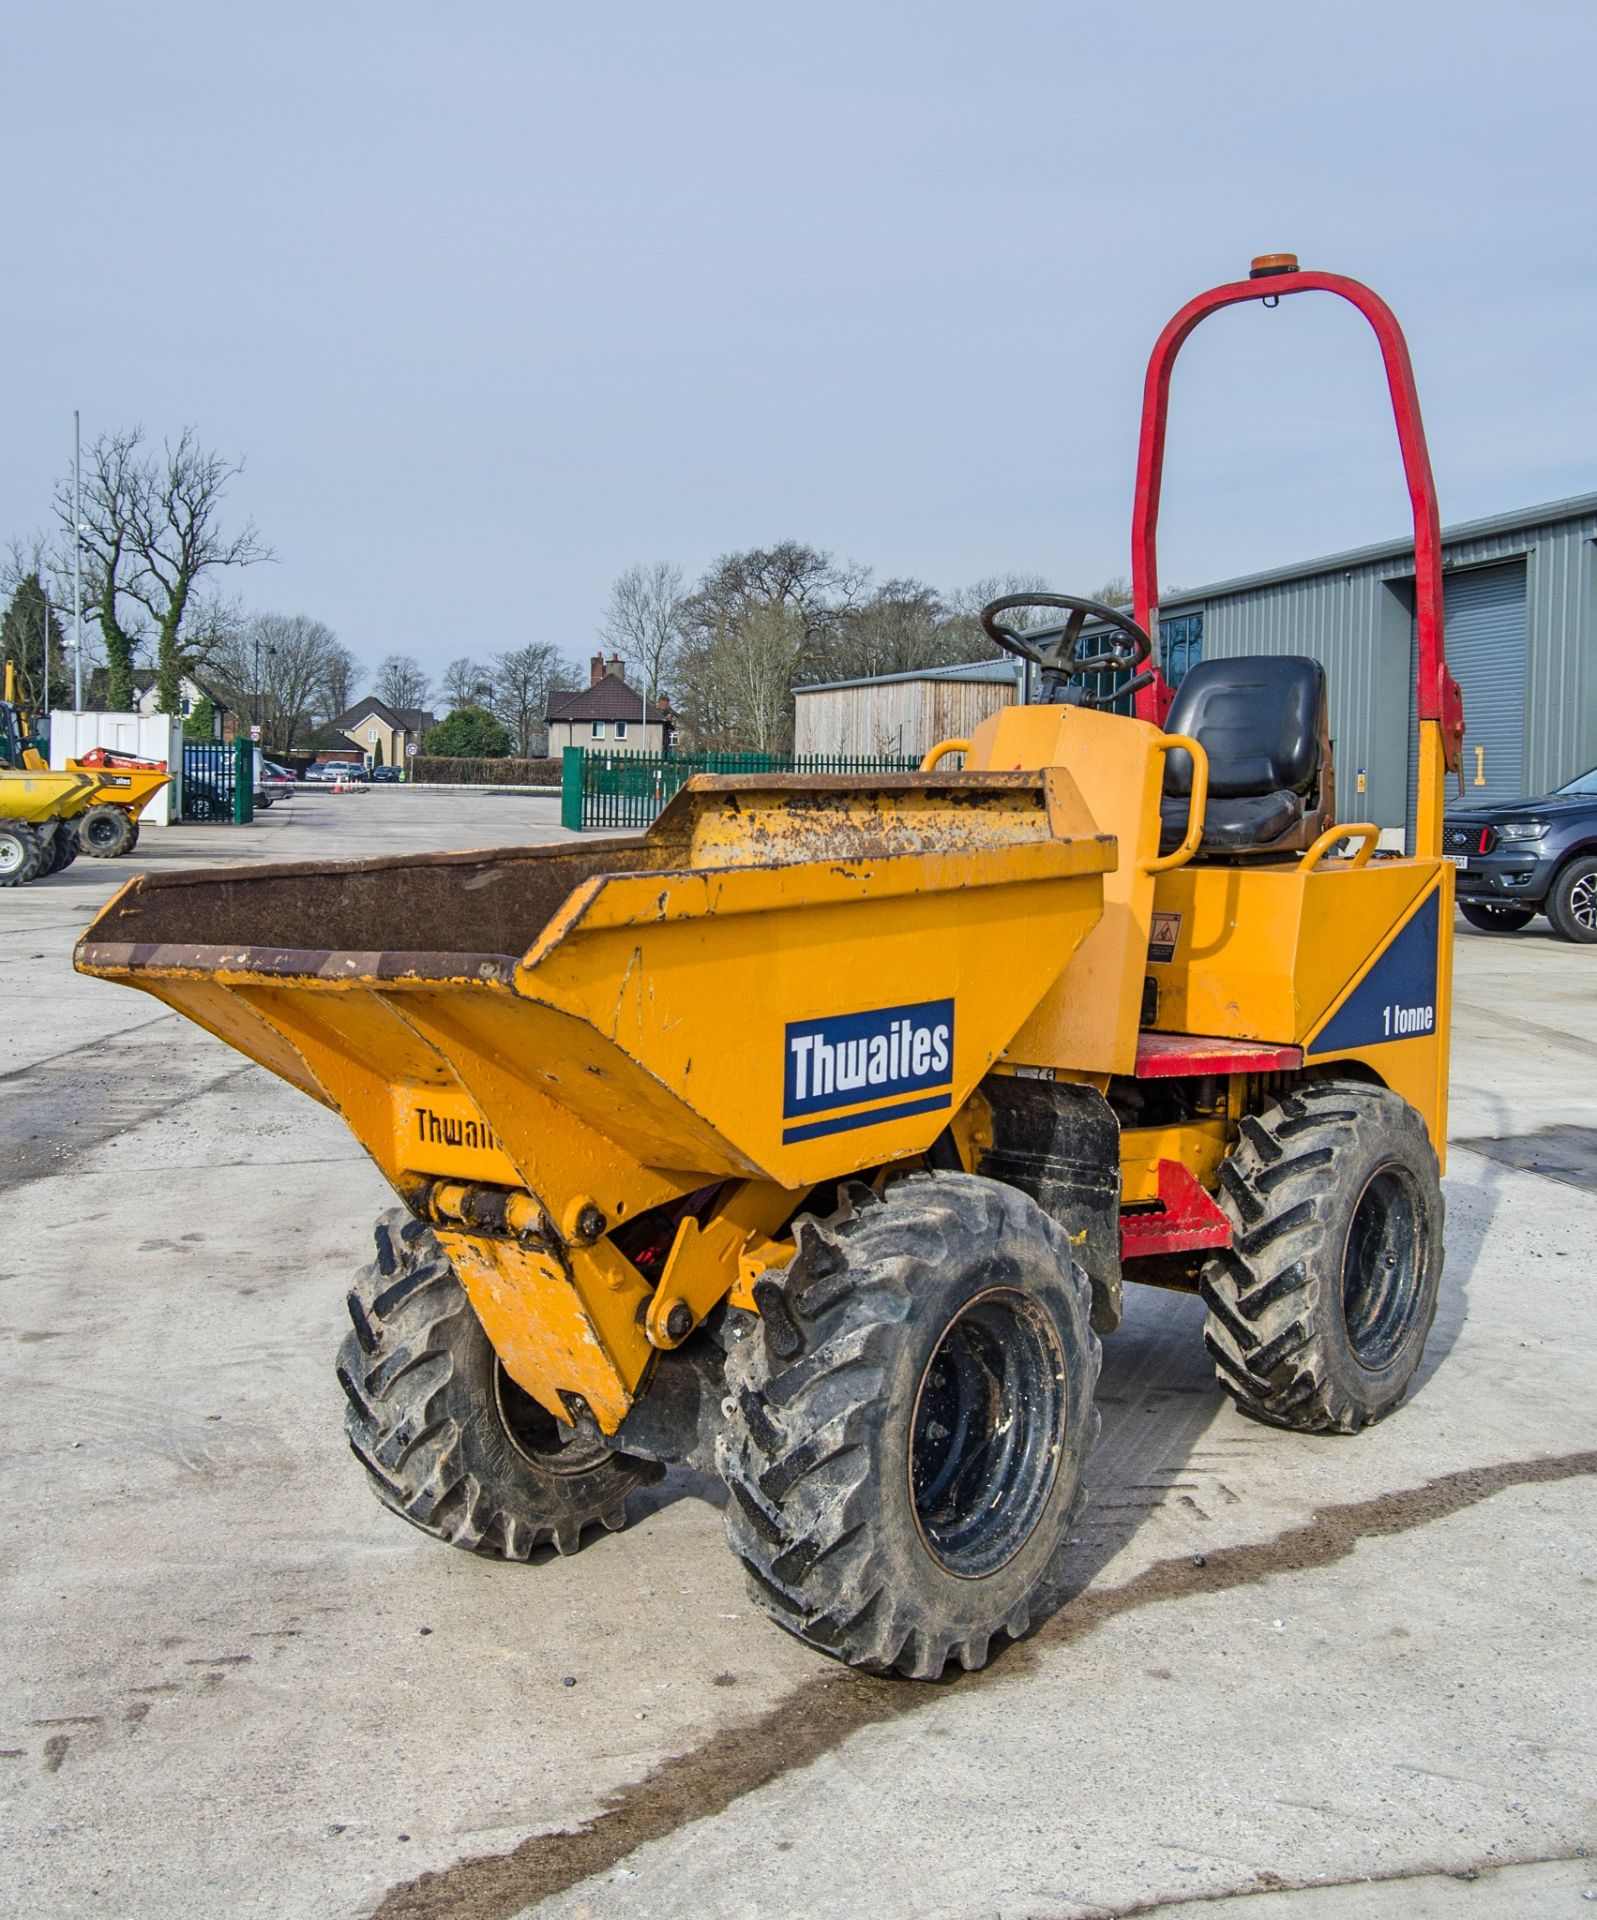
[{"left": 1443, "top": 767, "right": 1597, "bottom": 942}]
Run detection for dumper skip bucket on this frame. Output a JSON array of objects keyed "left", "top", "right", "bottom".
[{"left": 78, "top": 770, "right": 1114, "bottom": 1424}]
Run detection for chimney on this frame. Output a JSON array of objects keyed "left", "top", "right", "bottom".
[
  {"left": 590, "top": 651, "right": 605, "bottom": 687},
  {"left": 608, "top": 652, "right": 624, "bottom": 679}
]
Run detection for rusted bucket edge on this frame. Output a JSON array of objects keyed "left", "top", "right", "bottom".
[{"left": 75, "top": 940, "right": 521, "bottom": 987}]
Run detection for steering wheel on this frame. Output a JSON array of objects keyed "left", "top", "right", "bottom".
[{"left": 978, "top": 592, "right": 1156, "bottom": 709}]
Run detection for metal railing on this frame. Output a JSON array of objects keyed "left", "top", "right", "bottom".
[
  {"left": 181, "top": 739, "right": 254, "bottom": 823},
  {"left": 561, "top": 748, "right": 923, "bottom": 830}
]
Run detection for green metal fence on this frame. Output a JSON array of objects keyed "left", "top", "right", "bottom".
[
  {"left": 181, "top": 737, "right": 254, "bottom": 823},
  {"left": 561, "top": 748, "right": 923, "bottom": 830}
]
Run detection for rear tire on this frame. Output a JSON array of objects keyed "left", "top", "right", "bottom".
[
  {"left": 1201, "top": 1080, "right": 1444, "bottom": 1433},
  {"left": 0, "top": 822, "right": 42, "bottom": 886},
  {"left": 80, "top": 804, "right": 135, "bottom": 857},
  {"left": 1546, "top": 855, "right": 1597, "bottom": 943},
  {"left": 717, "top": 1173, "right": 1100, "bottom": 1679},
  {"left": 38, "top": 824, "right": 78, "bottom": 876},
  {"left": 337, "top": 1209, "right": 661, "bottom": 1557},
  {"left": 1458, "top": 901, "right": 1534, "bottom": 933}
]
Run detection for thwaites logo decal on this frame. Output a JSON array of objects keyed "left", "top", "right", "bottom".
[
  {"left": 1309, "top": 889, "right": 1439, "bottom": 1055},
  {"left": 783, "top": 998, "right": 954, "bottom": 1144}
]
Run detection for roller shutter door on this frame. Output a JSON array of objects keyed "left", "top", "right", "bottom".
[{"left": 1407, "top": 558, "right": 1527, "bottom": 842}]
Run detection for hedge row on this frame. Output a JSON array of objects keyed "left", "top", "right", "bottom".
[{"left": 410, "top": 755, "right": 562, "bottom": 786}]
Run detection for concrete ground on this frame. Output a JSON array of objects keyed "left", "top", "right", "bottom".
[{"left": 1, "top": 787, "right": 1593, "bottom": 1920}]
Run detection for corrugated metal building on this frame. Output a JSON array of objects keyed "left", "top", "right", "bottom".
[
  {"left": 1156, "top": 492, "right": 1597, "bottom": 842},
  {"left": 796, "top": 494, "right": 1596, "bottom": 844},
  {"left": 793, "top": 659, "right": 1021, "bottom": 758}
]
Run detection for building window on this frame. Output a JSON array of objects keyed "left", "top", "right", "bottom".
[
  {"left": 614, "top": 720, "right": 628, "bottom": 739},
  {"left": 1064, "top": 609, "right": 1203, "bottom": 714},
  {"left": 1160, "top": 612, "right": 1203, "bottom": 687},
  {"left": 591, "top": 721, "right": 606, "bottom": 740}
]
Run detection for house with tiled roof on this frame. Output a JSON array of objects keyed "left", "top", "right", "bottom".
[
  {"left": 328, "top": 694, "right": 438, "bottom": 769},
  {"left": 546, "top": 653, "right": 671, "bottom": 756}
]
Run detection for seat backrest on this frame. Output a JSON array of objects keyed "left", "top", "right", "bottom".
[{"left": 1163, "top": 656, "right": 1325, "bottom": 797}]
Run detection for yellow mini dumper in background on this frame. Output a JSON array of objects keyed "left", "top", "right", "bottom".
[
  {"left": 66, "top": 752, "right": 173, "bottom": 858},
  {"left": 0, "top": 677, "right": 95, "bottom": 885},
  {"left": 76, "top": 257, "right": 1465, "bottom": 1677},
  {"left": 0, "top": 765, "right": 99, "bottom": 884}
]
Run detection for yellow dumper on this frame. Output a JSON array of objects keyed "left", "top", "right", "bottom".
[
  {"left": 76, "top": 257, "right": 1461, "bottom": 1677},
  {"left": 0, "top": 767, "right": 100, "bottom": 885},
  {"left": 66, "top": 752, "right": 172, "bottom": 857}
]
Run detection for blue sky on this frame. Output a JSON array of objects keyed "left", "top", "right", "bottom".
[{"left": 5, "top": 2, "right": 1594, "bottom": 684}]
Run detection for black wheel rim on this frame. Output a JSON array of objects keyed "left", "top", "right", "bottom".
[
  {"left": 1341, "top": 1164, "right": 1425, "bottom": 1371},
  {"left": 909, "top": 1286, "right": 1067, "bottom": 1580},
  {"left": 493, "top": 1360, "right": 611, "bottom": 1476},
  {"left": 86, "top": 814, "right": 122, "bottom": 851}
]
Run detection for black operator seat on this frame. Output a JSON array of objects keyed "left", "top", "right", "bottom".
[{"left": 1158, "top": 655, "right": 1335, "bottom": 857}]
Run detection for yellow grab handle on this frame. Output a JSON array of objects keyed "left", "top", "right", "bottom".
[
  {"left": 1145, "top": 734, "right": 1209, "bottom": 873},
  {"left": 920, "top": 737, "right": 971, "bottom": 771},
  {"left": 1300, "top": 821, "right": 1380, "bottom": 872}
]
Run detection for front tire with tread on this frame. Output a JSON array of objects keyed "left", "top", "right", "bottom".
[
  {"left": 337, "top": 1210, "right": 660, "bottom": 1558},
  {"left": 717, "top": 1172, "right": 1100, "bottom": 1679},
  {"left": 1201, "top": 1080, "right": 1444, "bottom": 1433},
  {"left": 0, "top": 821, "right": 43, "bottom": 886},
  {"left": 1546, "top": 854, "right": 1597, "bottom": 943},
  {"left": 79, "top": 804, "right": 135, "bottom": 857}
]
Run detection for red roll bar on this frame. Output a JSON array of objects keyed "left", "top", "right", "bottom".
[{"left": 1129, "top": 263, "right": 1464, "bottom": 777}]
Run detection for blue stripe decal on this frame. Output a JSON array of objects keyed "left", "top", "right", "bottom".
[
  {"left": 782, "top": 1089, "right": 952, "bottom": 1144},
  {"left": 1308, "top": 889, "right": 1440, "bottom": 1055}
]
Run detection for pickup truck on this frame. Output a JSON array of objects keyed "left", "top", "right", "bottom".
[{"left": 1443, "top": 767, "right": 1597, "bottom": 942}]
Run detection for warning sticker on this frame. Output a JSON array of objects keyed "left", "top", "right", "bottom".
[{"left": 1148, "top": 910, "right": 1182, "bottom": 964}]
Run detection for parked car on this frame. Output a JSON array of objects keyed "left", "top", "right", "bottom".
[
  {"left": 369, "top": 765, "right": 405, "bottom": 783},
  {"left": 259, "top": 760, "right": 297, "bottom": 801},
  {"left": 182, "top": 775, "right": 235, "bottom": 822},
  {"left": 303, "top": 762, "right": 368, "bottom": 784},
  {"left": 1444, "top": 766, "right": 1597, "bottom": 942}
]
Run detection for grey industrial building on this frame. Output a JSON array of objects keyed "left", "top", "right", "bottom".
[
  {"left": 1156, "top": 491, "right": 1597, "bottom": 843},
  {"left": 796, "top": 492, "right": 1597, "bottom": 848}
]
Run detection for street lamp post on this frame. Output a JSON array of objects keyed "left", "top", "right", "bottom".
[
  {"left": 253, "top": 638, "right": 276, "bottom": 735},
  {"left": 72, "top": 410, "right": 83, "bottom": 710}
]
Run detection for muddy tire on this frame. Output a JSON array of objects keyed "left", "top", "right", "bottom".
[
  {"left": 337, "top": 1209, "right": 661, "bottom": 1557},
  {"left": 79, "top": 804, "right": 135, "bottom": 857},
  {"left": 1201, "top": 1080, "right": 1444, "bottom": 1434},
  {"left": 1546, "top": 854, "right": 1597, "bottom": 944},
  {"left": 717, "top": 1173, "right": 1100, "bottom": 1679},
  {"left": 0, "top": 821, "right": 42, "bottom": 886},
  {"left": 1457, "top": 901, "right": 1534, "bottom": 933},
  {"left": 38, "top": 824, "right": 78, "bottom": 875}
]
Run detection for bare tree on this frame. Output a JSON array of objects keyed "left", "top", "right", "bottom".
[
  {"left": 834, "top": 578, "right": 952, "bottom": 680},
  {"left": 489, "top": 641, "right": 571, "bottom": 757},
  {"left": 315, "top": 640, "right": 360, "bottom": 722},
  {"left": 600, "top": 561, "right": 685, "bottom": 704},
  {"left": 673, "top": 543, "right": 870, "bottom": 749},
  {"left": 438, "top": 655, "right": 490, "bottom": 711},
  {"left": 79, "top": 429, "right": 273, "bottom": 714},
  {"left": 207, "top": 612, "right": 349, "bottom": 751},
  {"left": 374, "top": 653, "right": 431, "bottom": 710},
  {"left": 55, "top": 429, "right": 148, "bottom": 709}
]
